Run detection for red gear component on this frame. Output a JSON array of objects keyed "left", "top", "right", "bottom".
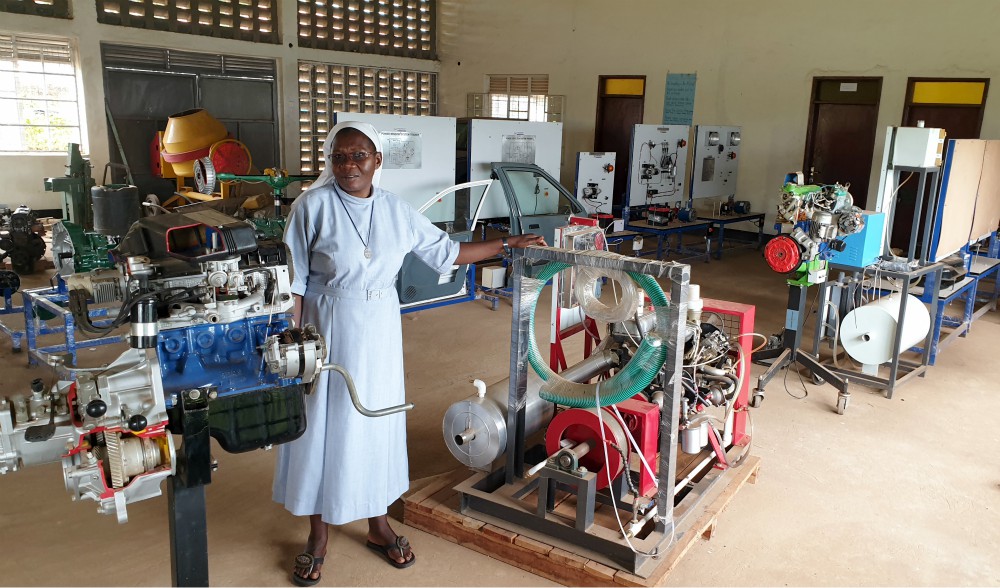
[
  {"left": 764, "top": 235, "right": 803, "bottom": 274},
  {"left": 209, "top": 139, "right": 253, "bottom": 175}
]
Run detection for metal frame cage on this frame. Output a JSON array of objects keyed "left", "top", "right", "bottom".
[{"left": 455, "top": 246, "right": 722, "bottom": 575}]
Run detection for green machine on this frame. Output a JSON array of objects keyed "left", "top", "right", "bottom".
[
  {"left": 44, "top": 144, "right": 116, "bottom": 276},
  {"left": 217, "top": 169, "right": 317, "bottom": 240}
]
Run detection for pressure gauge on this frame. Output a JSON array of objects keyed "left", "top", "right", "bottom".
[
  {"left": 707, "top": 131, "right": 721, "bottom": 146},
  {"left": 729, "top": 132, "right": 742, "bottom": 146}
]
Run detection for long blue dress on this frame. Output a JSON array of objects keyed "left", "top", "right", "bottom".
[{"left": 272, "top": 182, "right": 460, "bottom": 524}]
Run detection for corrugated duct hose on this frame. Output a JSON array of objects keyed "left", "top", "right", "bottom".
[{"left": 527, "top": 261, "right": 669, "bottom": 408}]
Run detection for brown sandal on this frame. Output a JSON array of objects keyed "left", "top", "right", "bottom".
[
  {"left": 292, "top": 552, "right": 324, "bottom": 586},
  {"left": 365, "top": 535, "right": 416, "bottom": 569}
]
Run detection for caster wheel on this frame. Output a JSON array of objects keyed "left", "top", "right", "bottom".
[
  {"left": 812, "top": 373, "right": 825, "bottom": 385},
  {"left": 836, "top": 394, "right": 850, "bottom": 415},
  {"left": 749, "top": 392, "right": 764, "bottom": 408}
]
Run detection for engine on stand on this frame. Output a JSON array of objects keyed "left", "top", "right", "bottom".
[
  {"left": 765, "top": 177, "right": 866, "bottom": 287},
  {"left": 441, "top": 246, "right": 756, "bottom": 577},
  {"left": 0, "top": 206, "right": 404, "bottom": 586},
  {"left": 1, "top": 208, "right": 326, "bottom": 518},
  {"left": 0, "top": 205, "right": 47, "bottom": 275}
]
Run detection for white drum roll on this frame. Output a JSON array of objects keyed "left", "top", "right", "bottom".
[{"left": 840, "top": 294, "right": 931, "bottom": 365}]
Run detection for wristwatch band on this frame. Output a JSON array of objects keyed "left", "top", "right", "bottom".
[{"left": 501, "top": 237, "right": 512, "bottom": 257}]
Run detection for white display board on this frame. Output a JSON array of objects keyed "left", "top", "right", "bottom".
[
  {"left": 574, "top": 152, "right": 616, "bottom": 215},
  {"left": 332, "top": 113, "right": 456, "bottom": 223},
  {"left": 467, "top": 119, "right": 563, "bottom": 219},
  {"left": 626, "top": 124, "right": 690, "bottom": 207},
  {"left": 690, "top": 125, "right": 741, "bottom": 199}
]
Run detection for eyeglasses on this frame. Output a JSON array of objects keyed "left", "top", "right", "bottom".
[{"left": 329, "top": 151, "right": 375, "bottom": 165}]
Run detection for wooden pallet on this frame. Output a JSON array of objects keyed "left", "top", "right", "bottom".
[{"left": 403, "top": 455, "right": 761, "bottom": 587}]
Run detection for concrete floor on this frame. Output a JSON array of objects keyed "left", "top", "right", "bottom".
[{"left": 1, "top": 246, "right": 999, "bottom": 586}]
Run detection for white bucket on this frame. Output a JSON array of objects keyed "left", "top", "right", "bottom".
[{"left": 840, "top": 294, "right": 931, "bottom": 365}]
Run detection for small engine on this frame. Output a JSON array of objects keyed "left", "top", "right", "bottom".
[
  {"left": 766, "top": 179, "right": 866, "bottom": 285},
  {"left": 0, "top": 205, "right": 47, "bottom": 275},
  {"left": 0, "top": 208, "right": 326, "bottom": 522}
]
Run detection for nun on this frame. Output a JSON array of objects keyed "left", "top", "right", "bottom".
[{"left": 272, "top": 121, "right": 545, "bottom": 585}]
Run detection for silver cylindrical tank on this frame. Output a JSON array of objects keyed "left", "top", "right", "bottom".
[
  {"left": 442, "top": 350, "right": 618, "bottom": 469},
  {"left": 91, "top": 184, "right": 142, "bottom": 237}
]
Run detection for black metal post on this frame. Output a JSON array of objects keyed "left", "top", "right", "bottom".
[{"left": 168, "top": 389, "right": 213, "bottom": 587}]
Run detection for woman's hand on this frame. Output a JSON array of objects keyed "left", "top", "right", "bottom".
[
  {"left": 507, "top": 234, "right": 547, "bottom": 249},
  {"left": 455, "top": 234, "right": 548, "bottom": 265}
]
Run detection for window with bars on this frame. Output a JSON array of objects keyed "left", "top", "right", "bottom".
[
  {"left": 96, "top": 0, "right": 277, "bottom": 44},
  {"left": 467, "top": 74, "right": 564, "bottom": 122},
  {"left": 297, "top": 0, "right": 435, "bottom": 59},
  {"left": 0, "top": 32, "right": 83, "bottom": 153},
  {"left": 297, "top": 61, "right": 437, "bottom": 173},
  {"left": 0, "top": 0, "right": 71, "bottom": 19}
]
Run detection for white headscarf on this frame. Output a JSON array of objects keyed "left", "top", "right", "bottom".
[{"left": 305, "top": 120, "right": 383, "bottom": 195}]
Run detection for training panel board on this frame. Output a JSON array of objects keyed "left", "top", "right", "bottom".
[
  {"left": 970, "top": 140, "right": 1000, "bottom": 242},
  {"left": 690, "top": 125, "right": 741, "bottom": 199},
  {"left": 467, "top": 119, "right": 563, "bottom": 219},
  {"left": 332, "top": 113, "right": 457, "bottom": 223},
  {"left": 626, "top": 124, "right": 690, "bottom": 207},
  {"left": 932, "top": 139, "right": 986, "bottom": 261},
  {"left": 575, "top": 152, "right": 616, "bottom": 215}
]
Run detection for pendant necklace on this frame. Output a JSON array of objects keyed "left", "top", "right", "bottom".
[{"left": 335, "top": 185, "right": 375, "bottom": 259}]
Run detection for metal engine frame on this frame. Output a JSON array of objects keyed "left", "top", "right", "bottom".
[{"left": 456, "top": 246, "right": 750, "bottom": 575}]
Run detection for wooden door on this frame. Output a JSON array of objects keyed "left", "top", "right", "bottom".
[
  {"left": 891, "top": 78, "right": 990, "bottom": 252},
  {"left": 803, "top": 77, "right": 883, "bottom": 209},
  {"left": 595, "top": 76, "right": 645, "bottom": 211}
]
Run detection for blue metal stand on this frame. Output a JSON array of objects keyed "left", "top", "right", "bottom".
[
  {"left": 700, "top": 212, "right": 766, "bottom": 259},
  {"left": 0, "top": 290, "right": 24, "bottom": 352},
  {"left": 22, "top": 286, "right": 125, "bottom": 368},
  {"left": 622, "top": 206, "right": 712, "bottom": 263},
  {"left": 912, "top": 272, "right": 975, "bottom": 366}
]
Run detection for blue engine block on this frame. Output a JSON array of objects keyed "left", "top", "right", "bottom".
[{"left": 157, "top": 314, "right": 297, "bottom": 403}]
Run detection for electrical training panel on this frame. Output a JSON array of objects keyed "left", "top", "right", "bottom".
[
  {"left": 626, "top": 124, "right": 690, "bottom": 207},
  {"left": 574, "top": 152, "right": 616, "bottom": 215},
  {"left": 690, "top": 125, "right": 741, "bottom": 200}
]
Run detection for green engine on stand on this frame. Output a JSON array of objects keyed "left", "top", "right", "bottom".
[{"left": 44, "top": 144, "right": 117, "bottom": 276}]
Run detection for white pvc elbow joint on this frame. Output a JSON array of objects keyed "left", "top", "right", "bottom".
[{"left": 472, "top": 379, "right": 487, "bottom": 398}]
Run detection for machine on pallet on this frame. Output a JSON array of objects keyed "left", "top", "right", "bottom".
[
  {"left": 0, "top": 205, "right": 47, "bottom": 275},
  {"left": 442, "top": 246, "right": 756, "bottom": 576},
  {"left": 0, "top": 209, "right": 410, "bottom": 585}
]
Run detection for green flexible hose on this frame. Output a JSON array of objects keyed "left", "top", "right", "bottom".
[{"left": 525, "top": 261, "right": 669, "bottom": 408}]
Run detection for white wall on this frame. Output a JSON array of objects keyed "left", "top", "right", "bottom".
[
  {"left": 2, "top": 0, "right": 439, "bottom": 210},
  {"left": 436, "top": 0, "right": 1000, "bottom": 230}
]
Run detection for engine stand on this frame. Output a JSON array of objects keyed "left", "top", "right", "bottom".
[
  {"left": 167, "top": 389, "right": 213, "bottom": 587},
  {"left": 751, "top": 284, "right": 850, "bottom": 413}
]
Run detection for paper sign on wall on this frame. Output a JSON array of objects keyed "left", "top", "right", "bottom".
[
  {"left": 379, "top": 130, "right": 422, "bottom": 169},
  {"left": 663, "top": 73, "right": 697, "bottom": 126},
  {"left": 501, "top": 134, "right": 537, "bottom": 164}
]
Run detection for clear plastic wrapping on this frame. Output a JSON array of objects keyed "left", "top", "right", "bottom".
[
  {"left": 573, "top": 262, "right": 640, "bottom": 324},
  {"left": 508, "top": 247, "right": 688, "bottom": 410}
]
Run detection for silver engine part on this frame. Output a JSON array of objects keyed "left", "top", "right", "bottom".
[
  {"left": 443, "top": 350, "right": 619, "bottom": 469},
  {"left": 264, "top": 324, "right": 326, "bottom": 382}
]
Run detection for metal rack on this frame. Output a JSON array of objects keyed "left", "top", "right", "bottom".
[
  {"left": 812, "top": 262, "right": 944, "bottom": 404},
  {"left": 457, "top": 246, "right": 694, "bottom": 575}
]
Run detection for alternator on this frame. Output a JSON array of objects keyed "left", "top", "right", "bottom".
[{"left": 263, "top": 325, "right": 326, "bottom": 384}]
